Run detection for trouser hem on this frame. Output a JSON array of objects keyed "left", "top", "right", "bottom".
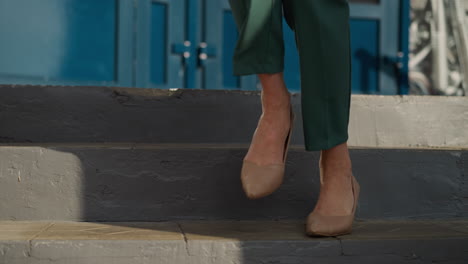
[
  {"left": 233, "top": 63, "right": 283, "bottom": 76},
  {"left": 304, "top": 134, "right": 349, "bottom": 151}
]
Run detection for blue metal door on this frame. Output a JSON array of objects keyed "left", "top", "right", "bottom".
[
  {"left": 348, "top": 0, "right": 409, "bottom": 95},
  {"left": 0, "top": 0, "right": 133, "bottom": 87},
  {"left": 135, "top": 0, "right": 186, "bottom": 89},
  {"left": 137, "top": 0, "right": 258, "bottom": 90},
  {"left": 202, "top": 0, "right": 257, "bottom": 90},
  {"left": 282, "top": 0, "right": 410, "bottom": 94},
  {"left": 0, "top": 0, "right": 409, "bottom": 94}
]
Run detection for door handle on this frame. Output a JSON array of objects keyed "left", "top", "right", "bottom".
[
  {"left": 172, "top": 41, "right": 192, "bottom": 62},
  {"left": 383, "top": 52, "right": 405, "bottom": 70},
  {"left": 197, "top": 42, "right": 217, "bottom": 67},
  {"left": 383, "top": 52, "right": 409, "bottom": 79},
  {"left": 383, "top": 52, "right": 409, "bottom": 91}
]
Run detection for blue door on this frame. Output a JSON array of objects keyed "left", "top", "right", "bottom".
[
  {"left": 276, "top": 0, "right": 408, "bottom": 95},
  {"left": 200, "top": 0, "right": 257, "bottom": 90},
  {"left": 0, "top": 0, "right": 409, "bottom": 94},
  {"left": 135, "top": 0, "right": 257, "bottom": 90},
  {"left": 348, "top": 0, "right": 409, "bottom": 95},
  {"left": 144, "top": 0, "right": 409, "bottom": 94},
  {"left": 0, "top": 0, "right": 133, "bottom": 87},
  {"left": 135, "top": 0, "right": 186, "bottom": 89}
]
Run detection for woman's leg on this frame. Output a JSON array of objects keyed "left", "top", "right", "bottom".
[
  {"left": 317, "top": 142, "right": 354, "bottom": 216},
  {"left": 283, "top": 0, "right": 355, "bottom": 216},
  {"left": 228, "top": 0, "right": 285, "bottom": 75},
  {"left": 228, "top": 0, "right": 292, "bottom": 165},
  {"left": 244, "top": 72, "right": 291, "bottom": 166}
]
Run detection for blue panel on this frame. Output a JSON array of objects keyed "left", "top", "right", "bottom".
[
  {"left": 398, "top": 0, "right": 410, "bottom": 94},
  {"left": 222, "top": 10, "right": 240, "bottom": 89},
  {"left": 350, "top": 19, "right": 380, "bottom": 94},
  {"left": 184, "top": 0, "right": 199, "bottom": 88},
  {"left": 283, "top": 19, "right": 301, "bottom": 92},
  {"left": 150, "top": 2, "right": 167, "bottom": 85},
  {"left": 0, "top": 0, "right": 117, "bottom": 83}
]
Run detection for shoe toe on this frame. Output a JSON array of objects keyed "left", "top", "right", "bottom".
[{"left": 241, "top": 161, "right": 285, "bottom": 199}]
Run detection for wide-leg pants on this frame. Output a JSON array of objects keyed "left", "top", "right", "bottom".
[{"left": 228, "top": 0, "right": 352, "bottom": 151}]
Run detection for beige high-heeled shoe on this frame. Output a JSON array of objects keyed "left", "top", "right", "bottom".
[
  {"left": 240, "top": 104, "right": 295, "bottom": 199},
  {"left": 305, "top": 170, "right": 360, "bottom": 237}
]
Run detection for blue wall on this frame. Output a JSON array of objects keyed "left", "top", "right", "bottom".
[{"left": 0, "top": 0, "right": 119, "bottom": 84}]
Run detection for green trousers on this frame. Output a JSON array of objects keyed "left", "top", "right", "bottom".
[{"left": 228, "top": 0, "right": 352, "bottom": 151}]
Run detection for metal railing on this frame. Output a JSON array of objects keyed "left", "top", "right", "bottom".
[{"left": 409, "top": 0, "right": 468, "bottom": 95}]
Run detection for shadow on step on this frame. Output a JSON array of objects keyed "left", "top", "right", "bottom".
[{"left": 1, "top": 144, "right": 468, "bottom": 262}]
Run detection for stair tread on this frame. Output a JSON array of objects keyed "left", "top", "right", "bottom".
[
  {"left": 0, "top": 142, "right": 466, "bottom": 150},
  {"left": 1, "top": 219, "right": 467, "bottom": 241},
  {"left": 2, "top": 220, "right": 467, "bottom": 263}
]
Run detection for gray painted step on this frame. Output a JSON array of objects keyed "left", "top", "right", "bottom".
[
  {"left": 0, "top": 85, "right": 278, "bottom": 144},
  {"left": 1, "top": 143, "right": 467, "bottom": 221},
  {"left": 1, "top": 85, "right": 468, "bottom": 149},
  {"left": 1, "top": 219, "right": 467, "bottom": 264}
]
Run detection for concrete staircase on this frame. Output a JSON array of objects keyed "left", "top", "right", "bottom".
[{"left": 0, "top": 85, "right": 467, "bottom": 263}]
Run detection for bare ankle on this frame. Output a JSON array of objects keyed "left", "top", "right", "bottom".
[{"left": 261, "top": 91, "right": 290, "bottom": 110}]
